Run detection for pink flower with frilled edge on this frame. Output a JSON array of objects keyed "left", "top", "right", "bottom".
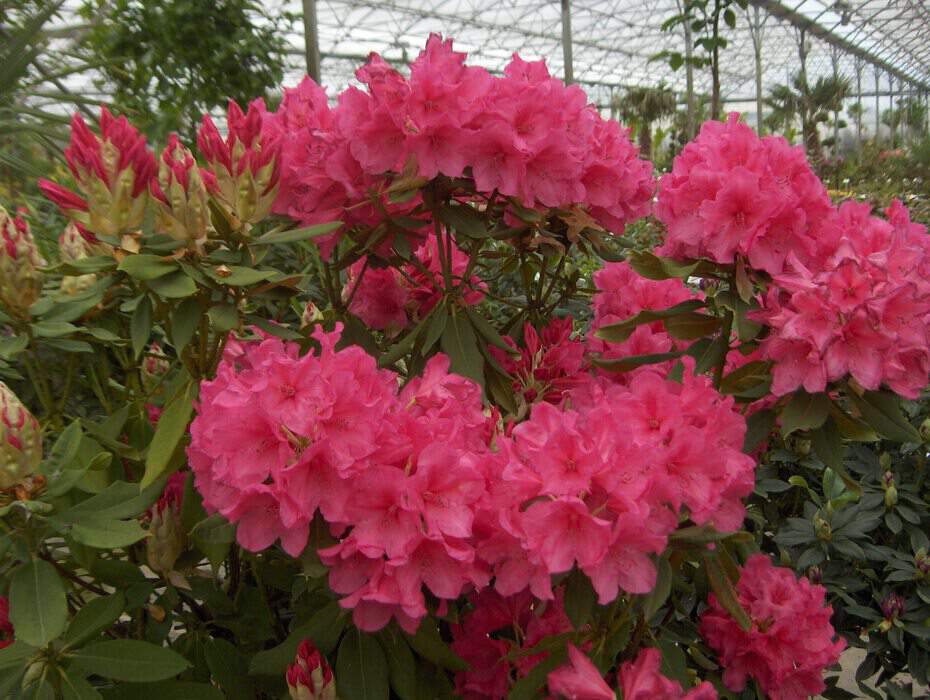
[
  {"left": 344, "top": 259, "right": 409, "bottom": 333},
  {"left": 699, "top": 554, "right": 845, "bottom": 700},
  {"left": 547, "top": 645, "right": 614, "bottom": 700},
  {"left": 619, "top": 648, "right": 718, "bottom": 699}
]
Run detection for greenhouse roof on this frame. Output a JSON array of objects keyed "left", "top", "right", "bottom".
[{"left": 277, "top": 0, "right": 930, "bottom": 106}]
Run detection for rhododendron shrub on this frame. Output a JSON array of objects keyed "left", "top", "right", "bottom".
[{"left": 5, "top": 33, "right": 930, "bottom": 700}]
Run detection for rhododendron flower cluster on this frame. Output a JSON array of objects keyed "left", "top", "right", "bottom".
[
  {"left": 345, "top": 234, "right": 485, "bottom": 332},
  {"left": 655, "top": 113, "right": 833, "bottom": 275},
  {"left": 757, "top": 199, "right": 930, "bottom": 398},
  {"left": 699, "top": 553, "right": 845, "bottom": 700},
  {"left": 546, "top": 645, "right": 717, "bottom": 700},
  {"left": 477, "top": 369, "right": 755, "bottom": 605},
  {"left": 587, "top": 261, "right": 699, "bottom": 381},
  {"left": 189, "top": 326, "right": 492, "bottom": 632},
  {"left": 451, "top": 588, "right": 574, "bottom": 697},
  {"left": 490, "top": 318, "right": 586, "bottom": 406},
  {"left": 39, "top": 107, "right": 156, "bottom": 236},
  {"left": 150, "top": 133, "right": 216, "bottom": 247},
  {"left": 267, "top": 34, "right": 654, "bottom": 250}
]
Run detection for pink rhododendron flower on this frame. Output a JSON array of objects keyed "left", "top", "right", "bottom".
[
  {"left": 547, "top": 645, "right": 614, "bottom": 700},
  {"left": 699, "top": 554, "right": 846, "bottom": 700},
  {"left": 656, "top": 113, "right": 832, "bottom": 275},
  {"left": 344, "top": 260, "right": 408, "bottom": 333},
  {"left": 619, "top": 648, "right": 717, "bottom": 699},
  {"left": 756, "top": 201, "right": 930, "bottom": 398},
  {"left": 0, "top": 596, "right": 13, "bottom": 649},
  {"left": 267, "top": 34, "right": 653, "bottom": 257}
]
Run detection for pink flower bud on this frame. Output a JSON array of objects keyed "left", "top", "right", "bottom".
[
  {"left": 151, "top": 134, "right": 213, "bottom": 248},
  {"left": 0, "top": 207, "right": 45, "bottom": 317},
  {"left": 197, "top": 99, "right": 281, "bottom": 229},
  {"left": 301, "top": 302, "right": 324, "bottom": 329},
  {"left": 145, "top": 471, "right": 186, "bottom": 574},
  {"left": 0, "top": 382, "right": 42, "bottom": 490},
  {"left": 43, "top": 107, "right": 156, "bottom": 237},
  {"left": 286, "top": 640, "right": 338, "bottom": 700},
  {"left": 0, "top": 597, "right": 13, "bottom": 649}
]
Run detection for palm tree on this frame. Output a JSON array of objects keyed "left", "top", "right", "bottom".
[
  {"left": 765, "top": 72, "right": 850, "bottom": 164},
  {"left": 614, "top": 85, "right": 678, "bottom": 159}
]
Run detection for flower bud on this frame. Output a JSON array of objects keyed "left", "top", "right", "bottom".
[
  {"left": 920, "top": 417, "right": 930, "bottom": 443},
  {"left": 0, "top": 382, "right": 42, "bottom": 490},
  {"left": 39, "top": 107, "right": 156, "bottom": 237},
  {"left": 813, "top": 512, "right": 832, "bottom": 541},
  {"left": 151, "top": 134, "right": 214, "bottom": 249},
  {"left": 301, "top": 302, "right": 324, "bottom": 329},
  {"left": 882, "top": 471, "right": 898, "bottom": 507},
  {"left": 287, "top": 640, "right": 338, "bottom": 700},
  {"left": 198, "top": 99, "right": 280, "bottom": 230},
  {"left": 0, "top": 206, "right": 45, "bottom": 318},
  {"left": 0, "top": 596, "right": 13, "bottom": 649},
  {"left": 59, "top": 221, "right": 111, "bottom": 261},
  {"left": 880, "top": 593, "right": 906, "bottom": 627},
  {"left": 145, "top": 471, "right": 186, "bottom": 574},
  {"left": 916, "top": 549, "right": 930, "bottom": 580}
]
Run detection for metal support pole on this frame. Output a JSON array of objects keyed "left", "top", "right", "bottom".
[
  {"left": 301, "top": 0, "right": 321, "bottom": 83},
  {"left": 855, "top": 59, "right": 863, "bottom": 147},
  {"left": 684, "top": 11, "right": 696, "bottom": 138},
  {"left": 875, "top": 69, "right": 880, "bottom": 142},
  {"left": 561, "top": 0, "right": 574, "bottom": 85},
  {"left": 751, "top": 5, "right": 765, "bottom": 134},
  {"left": 889, "top": 76, "right": 896, "bottom": 148},
  {"left": 831, "top": 48, "right": 840, "bottom": 155}
]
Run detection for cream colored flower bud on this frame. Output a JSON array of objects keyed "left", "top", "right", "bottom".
[
  {"left": 0, "top": 382, "right": 42, "bottom": 490},
  {"left": 0, "top": 207, "right": 45, "bottom": 318}
]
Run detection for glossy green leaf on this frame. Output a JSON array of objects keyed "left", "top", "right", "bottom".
[
  {"left": 98, "top": 681, "right": 222, "bottom": 700},
  {"left": 142, "top": 380, "right": 195, "bottom": 488},
  {"left": 704, "top": 554, "right": 751, "bottom": 631},
  {"left": 170, "top": 298, "right": 201, "bottom": 352},
  {"left": 337, "top": 628, "right": 390, "bottom": 700},
  {"left": 378, "top": 628, "right": 417, "bottom": 700},
  {"left": 564, "top": 570, "right": 597, "bottom": 629},
  {"left": 70, "top": 517, "right": 147, "bottom": 549},
  {"left": 73, "top": 640, "right": 190, "bottom": 682},
  {"left": 118, "top": 255, "right": 178, "bottom": 281},
  {"left": 405, "top": 619, "right": 468, "bottom": 672},
  {"left": 848, "top": 390, "right": 922, "bottom": 443},
  {"left": 207, "top": 304, "right": 238, "bottom": 332},
  {"left": 190, "top": 514, "right": 236, "bottom": 570},
  {"left": 780, "top": 391, "right": 830, "bottom": 436},
  {"left": 10, "top": 559, "right": 68, "bottom": 647},
  {"left": 249, "top": 601, "right": 346, "bottom": 676},
  {"left": 63, "top": 593, "right": 126, "bottom": 649},
  {"left": 253, "top": 221, "right": 342, "bottom": 245},
  {"left": 643, "top": 556, "right": 673, "bottom": 620},
  {"left": 148, "top": 271, "right": 198, "bottom": 299},
  {"left": 595, "top": 299, "right": 706, "bottom": 342},
  {"left": 592, "top": 351, "right": 683, "bottom": 373},
  {"left": 664, "top": 311, "right": 721, "bottom": 340},
  {"left": 58, "top": 669, "right": 103, "bottom": 700},
  {"left": 437, "top": 203, "right": 489, "bottom": 239},
  {"left": 440, "top": 311, "right": 484, "bottom": 388}
]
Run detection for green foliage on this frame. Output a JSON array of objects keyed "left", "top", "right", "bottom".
[{"left": 79, "top": 0, "right": 293, "bottom": 142}]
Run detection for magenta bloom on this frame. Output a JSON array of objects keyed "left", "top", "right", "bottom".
[
  {"left": 619, "top": 648, "right": 717, "bottom": 699},
  {"left": 699, "top": 554, "right": 846, "bottom": 700},
  {"left": 547, "top": 645, "right": 614, "bottom": 700}
]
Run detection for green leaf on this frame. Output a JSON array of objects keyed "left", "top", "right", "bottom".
[
  {"left": 142, "top": 380, "right": 195, "bottom": 488},
  {"left": 64, "top": 593, "right": 126, "bottom": 649},
  {"left": 643, "top": 556, "right": 672, "bottom": 620},
  {"left": 811, "top": 417, "right": 860, "bottom": 496},
  {"left": 743, "top": 409, "right": 775, "bottom": 452},
  {"left": 0, "top": 640, "right": 37, "bottom": 670},
  {"left": 253, "top": 221, "right": 342, "bottom": 245},
  {"left": 148, "top": 271, "right": 198, "bottom": 299},
  {"left": 464, "top": 306, "right": 517, "bottom": 354},
  {"left": 337, "top": 628, "right": 390, "bottom": 700},
  {"left": 98, "top": 681, "right": 222, "bottom": 700},
  {"left": 208, "top": 267, "right": 277, "bottom": 286},
  {"left": 405, "top": 619, "right": 468, "bottom": 672},
  {"left": 73, "top": 640, "right": 190, "bottom": 682},
  {"left": 719, "top": 360, "right": 772, "bottom": 396},
  {"left": 595, "top": 299, "right": 706, "bottom": 342},
  {"left": 564, "top": 570, "right": 597, "bottom": 629},
  {"left": 507, "top": 646, "right": 568, "bottom": 700},
  {"left": 628, "top": 250, "right": 720, "bottom": 281},
  {"left": 32, "top": 320, "right": 78, "bottom": 338},
  {"left": 204, "top": 638, "right": 253, "bottom": 700},
  {"left": 780, "top": 391, "right": 830, "bottom": 436},
  {"left": 440, "top": 311, "right": 484, "bottom": 388},
  {"left": 10, "top": 559, "right": 68, "bottom": 647},
  {"left": 378, "top": 628, "right": 418, "bottom": 700},
  {"left": 58, "top": 668, "right": 103, "bottom": 700},
  {"left": 170, "top": 298, "right": 201, "bottom": 352},
  {"left": 118, "top": 255, "right": 178, "bottom": 281},
  {"left": 131, "top": 296, "right": 153, "bottom": 359},
  {"left": 664, "top": 312, "right": 721, "bottom": 340},
  {"left": 248, "top": 601, "right": 346, "bottom": 676},
  {"left": 704, "top": 553, "right": 752, "bottom": 631},
  {"left": 437, "top": 203, "right": 489, "bottom": 239},
  {"left": 421, "top": 304, "right": 449, "bottom": 354},
  {"left": 70, "top": 518, "right": 147, "bottom": 549},
  {"left": 848, "top": 390, "right": 922, "bottom": 443},
  {"left": 190, "top": 514, "right": 236, "bottom": 570},
  {"left": 207, "top": 304, "right": 238, "bottom": 332},
  {"left": 592, "top": 351, "right": 683, "bottom": 373}
]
